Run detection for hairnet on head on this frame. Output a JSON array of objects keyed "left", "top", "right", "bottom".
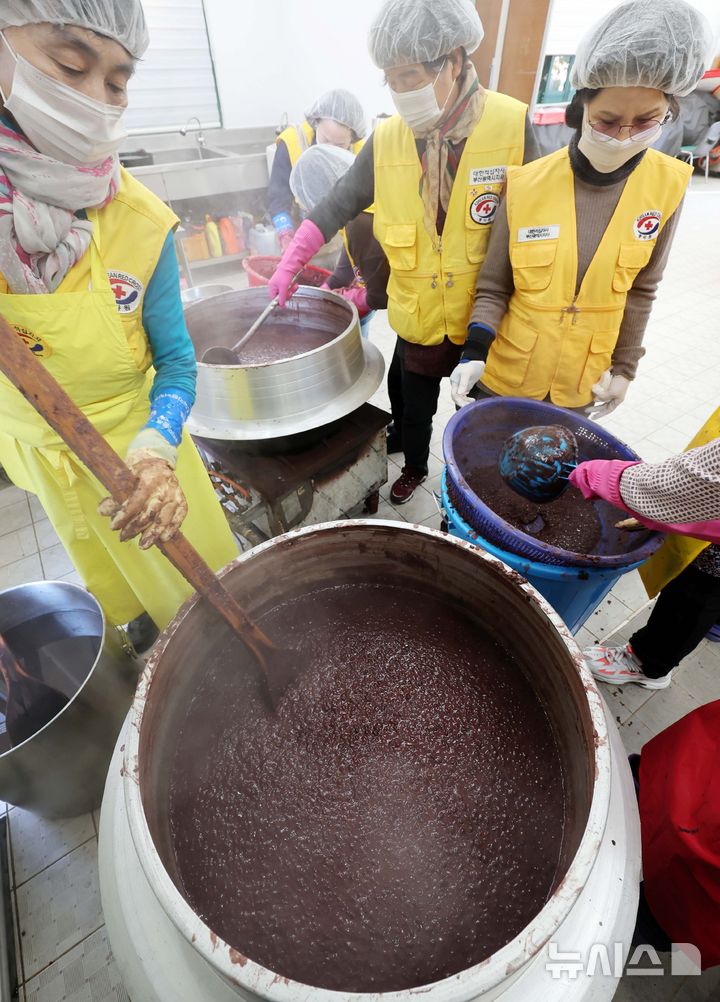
[
  {"left": 571, "top": 0, "right": 713, "bottom": 98},
  {"left": 290, "top": 145, "right": 356, "bottom": 211},
  {"left": 0, "top": 0, "right": 150, "bottom": 59},
  {"left": 305, "top": 90, "right": 367, "bottom": 140},
  {"left": 369, "top": 0, "right": 484, "bottom": 70}
]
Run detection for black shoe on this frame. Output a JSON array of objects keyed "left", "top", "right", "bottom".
[
  {"left": 126, "top": 612, "right": 160, "bottom": 654},
  {"left": 386, "top": 424, "right": 403, "bottom": 454}
]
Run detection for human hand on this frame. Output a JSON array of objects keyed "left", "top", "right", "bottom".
[
  {"left": 590, "top": 370, "right": 630, "bottom": 419},
  {"left": 449, "top": 359, "right": 485, "bottom": 408}
]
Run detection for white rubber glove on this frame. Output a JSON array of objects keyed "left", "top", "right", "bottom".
[
  {"left": 589, "top": 370, "right": 630, "bottom": 419},
  {"left": 450, "top": 359, "right": 485, "bottom": 408}
]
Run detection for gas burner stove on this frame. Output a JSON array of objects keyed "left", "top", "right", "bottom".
[{"left": 194, "top": 404, "right": 390, "bottom": 549}]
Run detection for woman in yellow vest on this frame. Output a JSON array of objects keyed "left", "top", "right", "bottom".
[
  {"left": 268, "top": 89, "right": 366, "bottom": 251},
  {"left": 270, "top": 0, "right": 538, "bottom": 505},
  {"left": 451, "top": 0, "right": 712, "bottom": 415},
  {"left": 0, "top": 1, "right": 237, "bottom": 651},
  {"left": 566, "top": 408, "right": 720, "bottom": 690}
]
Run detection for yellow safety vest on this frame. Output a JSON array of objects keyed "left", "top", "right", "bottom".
[
  {"left": 640, "top": 407, "right": 720, "bottom": 599},
  {"left": 373, "top": 90, "right": 527, "bottom": 346},
  {"left": 278, "top": 122, "right": 365, "bottom": 168},
  {"left": 0, "top": 169, "right": 237, "bottom": 629},
  {"left": 482, "top": 147, "right": 691, "bottom": 407}
]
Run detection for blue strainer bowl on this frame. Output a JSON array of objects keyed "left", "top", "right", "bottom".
[{"left": 443, "top": 397, "right": 663, "bottom": 569}]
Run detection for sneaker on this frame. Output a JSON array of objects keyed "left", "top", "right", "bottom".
[
  {"left": 386, "top": 424, "right": 403, "bottom": 454},
  {"left": 390, "top": 466, "right": 427, "bottom": 505},
  {"left": 583, "top": 643, "right": 673, "bottom": 689}
]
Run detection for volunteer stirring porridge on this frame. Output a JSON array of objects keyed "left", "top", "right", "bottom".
[{"left": 0, "top": 0, "right": 237, "bottom": 652}]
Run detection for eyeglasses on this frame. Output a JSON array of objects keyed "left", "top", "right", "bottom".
[{"left": 588, "top": 115, "right": 669, "bottom": 143}]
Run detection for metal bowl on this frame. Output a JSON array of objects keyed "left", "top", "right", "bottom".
[
  {"left": 0, "top": 581, "right": 143, "bottom": 817},
  {"left": 181, "top": 284, "right": 233, "bottom": 308},
  {"left": 184, "top": 286, "right": 384, "bottom": 441}
]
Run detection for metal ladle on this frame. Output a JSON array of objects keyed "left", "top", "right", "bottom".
[{"left": 201, "top": 269, "right": 304, "bottom": 365}]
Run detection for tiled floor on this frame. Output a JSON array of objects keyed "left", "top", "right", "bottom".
[{"left": 0, "top": 174, "right": 718, "bottom": 1000}]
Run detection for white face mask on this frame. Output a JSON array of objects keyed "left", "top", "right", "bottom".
[
  {"left": 0, "top": 33, "right": 127, "bottom": 166},
  {"left": 577, "top": 106, "right": 662, "bottom": 174},
  {"left": 390, "top": 60, "right": 451, "bottom": 132}
]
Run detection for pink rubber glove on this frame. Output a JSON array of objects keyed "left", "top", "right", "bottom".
[
  {"left": 334, "top": 285, "right": 369, "bottom": 318},
  {"left": 269, "top": 220, "right": 326, "bottom": 307},
  {"left": 569, "top": 460, "right": 638, "bottom": 507},
  {"left": 571, "top": 460, "right": 720, "bottom": 543}
]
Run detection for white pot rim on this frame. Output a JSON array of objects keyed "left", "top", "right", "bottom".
[{"left": 123, "top": 521, "right": 612, "bottom": 1001}]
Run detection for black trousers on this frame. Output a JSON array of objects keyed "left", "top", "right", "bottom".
[
  {"left": 630, "top": 563, "right": 720, "bottom": 678},
  {"left": 387, "top": 344, "right": 441, "bottom": 475}
]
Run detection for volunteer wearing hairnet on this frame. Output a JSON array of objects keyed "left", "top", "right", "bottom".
[
  {"left": 270, "top": 0, "right": 538, "bottom": 505},
  {"left": 0, "top": 0, "right": 237, "bottom": 652},
  {"left": 268, "top": 89, "right": 367, "bottom": 251},
  {"left": 452, "top": 0, "right": 712, "bottom": 415},
  {"left": 290, "top": 145, "right": 389, "bottom": 337}
]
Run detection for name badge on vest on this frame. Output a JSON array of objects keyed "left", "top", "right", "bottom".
[
  {"left": 468, "top": 166, "right": 507, "bottom": 186},
  {"left": 634, "top": 211, "right": 662, "bottom": 241},
  {"left": 517, "top": 225, "right": 560, "bottom": 242}
]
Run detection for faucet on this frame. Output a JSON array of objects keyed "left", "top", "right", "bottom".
[{"left": 180, "top": 116, "right": 206, "bottom": 149}]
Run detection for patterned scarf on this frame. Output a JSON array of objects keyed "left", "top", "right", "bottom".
[
  {"left": 413, "top": 62, "right": 486, "bottom": 241},
  {"left": 0, "top": 120, "right": 120, "bottom": 294}
]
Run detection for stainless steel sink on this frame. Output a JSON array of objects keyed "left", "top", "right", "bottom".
[
  {"left": 148, "top": 146, "right": 226, "bottom": 165},
  {"left": 124, "top": 126, "right": 275, "bottom": 200}
]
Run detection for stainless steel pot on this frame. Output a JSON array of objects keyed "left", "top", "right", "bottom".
[
  {"left": 184, "top": 287, "right": 384, "bottom": 441},
  {"left": 100, "top": 522, "right": 632, "bottom": 1002},
  {"left": 0, "top": 581, "right": 144, "bottom": 818}
]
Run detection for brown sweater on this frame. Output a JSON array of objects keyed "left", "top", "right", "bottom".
[{"left": 469, "top": 171, "right": 684, "bottom": 380}]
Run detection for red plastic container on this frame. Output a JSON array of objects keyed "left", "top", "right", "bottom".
[{"left": 243, "top": 255, "right": 331, "bottom": 288}]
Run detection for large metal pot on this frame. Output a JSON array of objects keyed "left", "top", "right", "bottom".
[
  {"left": 0, "top": 581, "right": 143, "bottom": 818},
  {"left": 181, "top": 284, "right": 233, "bottom": 308},
  {"left": 184, "top": 287, "right": 384, "bottom": 441},
  {"left": 100, "top": 522, "right": 640, "bottom": 1002}
]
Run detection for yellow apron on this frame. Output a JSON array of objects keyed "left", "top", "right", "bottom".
[
  {"left": 482, "top": 147, "right": 691, "bottom": 407},
  {"left": 373, "top": 91, "right": 528, "bottom": 347},
  {"left": 0, "top": 216, "right": 237, "bottom": 630},
  {"left": 640, "top": 407, "right": 720, "bottom": 599}
]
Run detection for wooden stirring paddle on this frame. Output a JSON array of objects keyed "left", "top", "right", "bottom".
[
  {"left": 0, "top": 632, "right": 69, "bottom": 745},
  {"left": 0, "top": 314, "right": 296, "bottom": 709}
]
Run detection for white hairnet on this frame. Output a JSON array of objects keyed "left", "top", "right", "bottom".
[
  {"left": 369, "top": 0, "right": 484, "bottom": 70},
  {"left": 572, "top": 0, "right": 713, "bottom": 98},
  {"left": 305, "top": 90, "right": 367, "bottom": 140},
  {"left": 0, "top": 0, "right": 149, "bottom": 59},
  {"left": 290, "top": 145, "right": 356, "bottom": 211}
]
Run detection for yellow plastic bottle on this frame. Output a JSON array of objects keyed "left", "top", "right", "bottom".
[{"left": 205, "top": 215, "right": 223, "bottom": 258}]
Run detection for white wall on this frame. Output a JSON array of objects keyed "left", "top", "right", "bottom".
[
  {"left": 544, "top": 0, "right": 720, "bottom": 57},
  {"left": 203, "top": 0, "right": 394, "bottom": 133},
  {"left": 201, "top": 0, "right": 720, "bottom": 131}
]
